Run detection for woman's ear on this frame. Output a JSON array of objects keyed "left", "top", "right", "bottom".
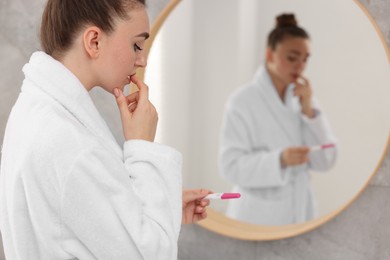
[
  {"left": 265, "top": 47, "right": 273, "bottom": 63},
  {"left": 83, "top": 26, "right": 102, "bottom": 59}
]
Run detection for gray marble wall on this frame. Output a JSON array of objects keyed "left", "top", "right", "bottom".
[{"left": 0, "top": 0, "right": 389, "bottom": 259}]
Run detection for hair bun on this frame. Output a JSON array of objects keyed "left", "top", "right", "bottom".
[{"left": 276, "top": 13, "right": 297, "bottom": 28}]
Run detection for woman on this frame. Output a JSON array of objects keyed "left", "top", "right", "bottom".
[
  {"left": 219, "top": 14, "right": 337, "bottom": 226},
  {"left": 0, "top": 0, "right": 210, "bottom": 259}
]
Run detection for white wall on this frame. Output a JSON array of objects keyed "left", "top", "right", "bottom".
[{"left": 145, "top": 0, "right": 195, "bottom": 185}]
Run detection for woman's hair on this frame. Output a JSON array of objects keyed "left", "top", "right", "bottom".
[
  {"left": 267, "top": 13, "right": 309, "bottom": 50},
  {"left": 40, "top": 0, "right": 146, "bottom": 57}
]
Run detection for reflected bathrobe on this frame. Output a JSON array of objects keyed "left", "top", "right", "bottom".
[
  {"left": 0, "top": 52, "right": 182, "bottom": 260},
  {"left": 219, "top": 66, "right": 337, "bottom": 225}
]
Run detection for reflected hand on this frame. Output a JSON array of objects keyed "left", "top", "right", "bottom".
[
  {"left": 281, "top": 146, "right": 310, "bottom": 167},
  {"left": 182, "top": 189, "right": 212, "bottom": 224},
  {"left": 114, "top": 76, "right": 158, "bottom": 141},
  {"left": 294, "top": 76, "right": 314, "bottom": 118}
]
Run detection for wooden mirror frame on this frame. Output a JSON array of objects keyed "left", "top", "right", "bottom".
[{"left": 141, "top": 0, "right": 390, "bottom": 240}]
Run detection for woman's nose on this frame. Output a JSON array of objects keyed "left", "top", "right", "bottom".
[
  {"left": 297, "top": 61, "right": 306, "bottom": 72},
  {"left": 136, "top": 53, "right": 147, "bottom": 68}
]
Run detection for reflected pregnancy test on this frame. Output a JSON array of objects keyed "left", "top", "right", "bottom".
[
  {"left": 205, "top": 193, "right": 241, "bottom": 200},
  {"left": 310, "top": 143, "right": 335, "bottom": 152}
]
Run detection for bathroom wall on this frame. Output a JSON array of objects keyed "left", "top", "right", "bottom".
[{"left": 0, "top": 0, "right": 388, "bottom": 259}]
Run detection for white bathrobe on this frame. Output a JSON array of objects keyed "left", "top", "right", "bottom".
[
  {"left": 0, "top": 52, "right": 182, "bottom": 260},
  {"left": 219, "top": 66, "right": 337, "bottom": 226}
]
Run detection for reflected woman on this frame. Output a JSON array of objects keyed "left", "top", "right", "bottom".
[{"left": 219, "top": 14, "right": 337, "bottom": 225}]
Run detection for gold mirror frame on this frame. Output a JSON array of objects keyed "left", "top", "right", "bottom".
[{"left": 141, "top": 0, "right": 390, "bottom": 240}]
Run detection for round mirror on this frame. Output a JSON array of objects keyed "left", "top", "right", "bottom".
[{"left": 143, "top": 0, "right": 389, "bottom": 239}]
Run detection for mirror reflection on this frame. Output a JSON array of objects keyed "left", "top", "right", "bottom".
[
  {"left": 219, "top": 13, "right": 337, "bottom": 225},
  {"left": 145, "top": 0, "right": 389, "bottom": 226}
]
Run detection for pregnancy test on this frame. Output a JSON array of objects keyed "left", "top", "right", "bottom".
[
  {"left": 310, "top": 143, "right": 335, "bottom": 152},
  {"left": 205, "top": 193, "right": 241, "bottom": 200}
]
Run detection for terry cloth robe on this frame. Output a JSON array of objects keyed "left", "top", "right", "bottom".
[
  {"left": 219, "top": 66, "right": 337, "bottom": 226},
  {"left": 0, "top": 51, "right": 182, "bottom": 260}
]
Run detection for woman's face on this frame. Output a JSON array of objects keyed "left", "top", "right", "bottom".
[
  {"left": 97, "top": 7, "right": 150, "bottom": 92},
  {"left": 267, "top": 37, "right": 310, "bottom": 85}
]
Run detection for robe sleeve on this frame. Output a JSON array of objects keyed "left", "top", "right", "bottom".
[
  {"left": 219, "top": 105, "right": 290, "bottom": 188},
  {"left": 60, "top": 140, "right": 182, "bottom": 260},
  {"left": 301, "top": 99, "right": 338, "bottom": 172}
]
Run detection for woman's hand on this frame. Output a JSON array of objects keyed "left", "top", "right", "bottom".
[
  {"left": 182, "top": 189, "right": 212, "bottom": 224},
  {"left": 294, "top": 76, "right": 315, "bottom": 118},
  {"left": 281, "top": 146, "right": 310, "bottom": 167},
  {"left": 114, "top": 76, "right": 158, "bottom": 142}
]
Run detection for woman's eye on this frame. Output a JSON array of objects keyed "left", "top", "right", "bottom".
[
  {"left": 287, "top": 56, "right": 297, "bottom": 62},
  {"left": 133, "top": 43, "right": 143, "bottom": 52}
]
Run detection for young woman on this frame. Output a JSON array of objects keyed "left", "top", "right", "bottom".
[
  {"left": 219, "top": 14, "right": 337, "bottom": 226},
  {"left": 0, "top": 0, "right": 210, "bottom": 259}
]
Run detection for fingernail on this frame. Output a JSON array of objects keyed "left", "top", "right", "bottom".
[{"left": 114, "top": 88, "right": 120, "bottom": 97}]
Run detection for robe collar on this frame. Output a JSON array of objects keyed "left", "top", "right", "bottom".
[
  {"left": 22, "top": 51, "right": 122, "bottom": 158},
  {"left": 252, "top": 65, "right": 302, "bottom": 145}
]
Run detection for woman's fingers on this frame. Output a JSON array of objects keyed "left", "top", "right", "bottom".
[
  {"left": 282, "top": 146, "right": 310, "bottom": 166},
  {"left": 114, "top": 76, "right": 158, "bottom": 141},
  {"left": 294, "top": 75, "right": 309, "bottom": 86},
  {"left": 294, "top": 76, "right": 310, "bottom": 93},
  {"left": 126, "top": 91, "right": 139, "bottom": 105},
  {"left": 292, "top": 147, "right": 309, "bottom": 163},
  {"left": 114, "top": 88, "right": 139, "bottom": 114},
  {"left": 130, "top": 75, "right": 149, "bottom": 102},
  {"left": 114, "top": 88, "right": 130, "bottom": 119},
  {"left": 128, "top": 102, "right": 138, "bottom": 113},
  {"left": 183, "top": 189, "right": 212, "bottom": 204},
  {"left": 195, "top": 206, "right": 206, "bottom": 213}
]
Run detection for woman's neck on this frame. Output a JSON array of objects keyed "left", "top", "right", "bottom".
[
  {"left": 58, "top": 48, "right": 95, "bottom": 91},
  {"left": 266, "top": 64, "right": 288, "bottom": 102}
]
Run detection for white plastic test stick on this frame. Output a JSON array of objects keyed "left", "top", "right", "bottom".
[
  {"left": 310, "top": 143, "right": 336, "bottom": 152},
  {"left": 205, "top": 193, "right": 241, "bottom": 200}
]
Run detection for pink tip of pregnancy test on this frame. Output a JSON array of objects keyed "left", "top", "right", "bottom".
[
  {"left": 321, "top": 143, "right": 335, "bottom": 149},
  {"left": 221, "top": 193, "right": 241, "bottom": 199}
]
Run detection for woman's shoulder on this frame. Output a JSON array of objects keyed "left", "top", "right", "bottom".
[
  {"left": 226, "top": 82, "right": 262, "bottom": 109},
  {"left": 8, "top": 92, "right": 100, "bottom": 159}
]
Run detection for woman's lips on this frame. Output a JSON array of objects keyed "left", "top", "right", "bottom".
[
  {"left": 292, "top": 74, "right": 300, "bottom": 81},
  {"left": 128, "top": 73, "right": 137, "bottom": 83}
]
